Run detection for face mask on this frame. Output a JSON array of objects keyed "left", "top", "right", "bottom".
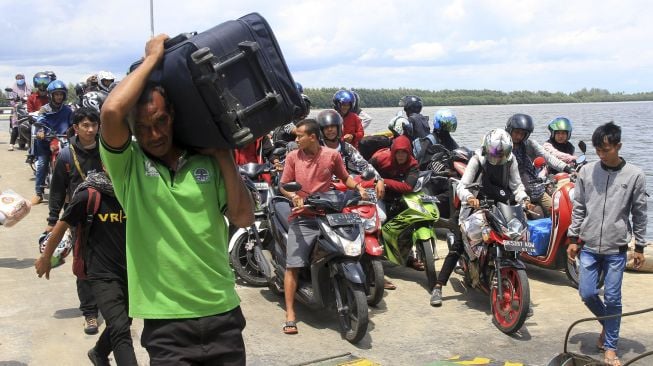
[{"left": 16, "top": 79, "right": 25, "bottom": 86}]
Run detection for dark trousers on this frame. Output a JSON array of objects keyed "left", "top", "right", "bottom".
[
  {"left": 9, "top": 126, "right": 19, "bottom": 145},
  {"left": 89, "top": 279, "right": 137, "bottom": 365},
  {"left": 77, "top": 278, "right": 98, "bottom": 317},
  {"left": 141, "top": 306, "right": 247, "bottom": 366}
]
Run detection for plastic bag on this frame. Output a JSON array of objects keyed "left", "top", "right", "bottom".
[{"left": 0, "top": 190, "right": 31, "bottom": 227}]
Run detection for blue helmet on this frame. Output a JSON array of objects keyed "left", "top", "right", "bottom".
[
  {"left": 47, "top": 80, "right": 68, "bottom": 102},
  {"left": 434, "top": 109, "right": 458, "bottom": 132},
  {"left": 332, "top": 89, "right": 355, "bottom": 114},
  {"left": 33, "top": 72, "right": 51, "bottom": 92}
]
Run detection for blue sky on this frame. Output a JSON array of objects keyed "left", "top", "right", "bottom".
[{"left": 1, "top": 0, "right": 652, "bottom": 93}]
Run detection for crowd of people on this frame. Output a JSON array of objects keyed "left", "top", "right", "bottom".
[{"left": 1, "top": 34, "right": 646, "bottom": 366}]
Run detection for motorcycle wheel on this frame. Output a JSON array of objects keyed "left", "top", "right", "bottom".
[
  {"left": 418, "top": 239, "right": 438, "bottom": 291},
  {"left": 229, "top": 231, "right": 268, "bottom": 287},
  {"left": 361, "top": 256, "right": 384, "bottom": 307},
  {"left": 565, "top": 257, "right": 605, "bottom": 289},
  {"left": 491, "top": 268, "right": 530, "bottom": 334},
  {"left": 336, "top": 278, "right": 369, "bottom": 344}
]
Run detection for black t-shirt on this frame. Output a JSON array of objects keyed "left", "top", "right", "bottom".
[{"left": 61, "top": 189, "right": 127, "bottom": 281}]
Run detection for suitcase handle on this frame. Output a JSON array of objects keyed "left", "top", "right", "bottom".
[
  {"left": 191, "top": 42, "right": 282, "bottom": 147},
  {"left": 164, "top": 32, "right": 197, "bottom": 49}
]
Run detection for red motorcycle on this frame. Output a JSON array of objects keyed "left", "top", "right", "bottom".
[
  {"left": 333, "top": 176, "right": 385, "bottom": 306},
  {"left": 453, "top": 192, "right": 532, "bottom": 334},
  {"left": 520, "top": 143, "right": 588, "bottom": 288}
]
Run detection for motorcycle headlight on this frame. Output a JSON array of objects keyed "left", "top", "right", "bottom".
[
  {"left": 506, "top": 218, "right": 524, "bottom": 240},
  {"left": 362, "top": 217, "right": 377, "bottom": 232},
  {"left": 321, "top": 223, "right": 364, "bottom": 257}
]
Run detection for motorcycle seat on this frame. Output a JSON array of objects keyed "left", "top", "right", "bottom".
[{"left": 272, "top": 197, "right": 291, "bottom": 232}]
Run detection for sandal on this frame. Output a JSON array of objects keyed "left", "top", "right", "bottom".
[
  {"left": 282, "top": 321, "right": 298, "bottom": 335},
  {"left": 384, "top": 279, "right": 397, "bottom": 290}
]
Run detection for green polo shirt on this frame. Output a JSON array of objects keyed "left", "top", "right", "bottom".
[{"left": 100, "top": 138, "right": 239, "bottom": 319}]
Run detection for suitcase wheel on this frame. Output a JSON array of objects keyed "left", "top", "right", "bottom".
[{"left": 233, "top": 127, "right": 254, "bottom": 147}]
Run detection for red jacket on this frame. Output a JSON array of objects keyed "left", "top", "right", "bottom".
[
  {"left": 27, "top": 92, "right": 49, "bottom": 113},
  {"left": 342, "top": 112, "right": 364, "bottom": 148},
  {"left": 369, "top": 135, "right": 418, "bottom": 194}
]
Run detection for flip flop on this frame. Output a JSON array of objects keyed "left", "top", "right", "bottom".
[
  {"left": 282, "top": 321, "right": 298, "bottom": 335},
  {"left": 384, "top": 280, "right": 397, "bottom": 290},
  {"left": 604, "top": 356, "right": 621, "bottom": 366}
]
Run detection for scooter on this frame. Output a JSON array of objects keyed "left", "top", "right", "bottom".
[
  {"left": 333, "top": 176, "right": 385, "bottom": 306},
  {"left": 257, "top": 183, "right": 370, "bottom": 344},
  {"left": 381, "top": 171, "right": 440, "bottom": 292},
  {"left": 521, "top": 142, "right": 589, "bottom": 288},
  {"left": 453, "top": 192, "right": 531, "bottom": 334}
]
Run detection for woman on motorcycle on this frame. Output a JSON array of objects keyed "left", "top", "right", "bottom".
[
  {"left": 7, "top": 73, "right": 32, "bottom": 151},
  {"left": 542, "top": 117, "right": 577, "bottom": 174},
  {"left": 369, "top": 135, "right": 421, "bottom": 269},
  {"left": 333, "top": 90, "right": 364, "bottom": 148},
  {"left": 430, "top": 129, "right": 532, "bottom": 306}
]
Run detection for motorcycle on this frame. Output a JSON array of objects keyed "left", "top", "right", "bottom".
[
  {"left": 381, "top": 171, "right": 440, "bottom": 292},
  {"left": 332, "top": 175, "right": 385, "bottom": 306},
  {"left": 4, "top": 88, "right": 33, "bottom": 150},
  {"left": 521, "top": 142, "right": 591, "bottom": 288},
  {"left": 32, "top": 121, "right": 69, "bottom": 196},
  {"left": 257, "top": 183, "right": 369, "bottom": 344},
  {"left": 453, "top": 190, "right": 531, "bottom": 334},
  {"left": 228, "top": 146, "right": 286, "bottom": 286}
]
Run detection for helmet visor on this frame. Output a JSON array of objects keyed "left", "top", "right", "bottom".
[
  {"left": 486, "top": 146, "right": 511, "bottom": 165},
  {"left": 549, "top": 118, "right": 572, "bottom": 132}
]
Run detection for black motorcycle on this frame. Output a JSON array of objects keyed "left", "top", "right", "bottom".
[{"left": 257, "top": 183, "right": 370, "bottom": 344}]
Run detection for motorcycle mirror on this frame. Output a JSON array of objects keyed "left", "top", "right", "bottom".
[
  {"left": 282, "top": 182, "right": 302, "bottom": 193},
  {"left": 360, "top": 168, "right": 375, "bottom": 181},
  {"left": 576, "top": 155, "right": 586, "bottom": 164},
  {"left": 578, "top": 140, "right": 587, "bottom": 154},
  {"left": 271, "top": 147, "right": 286, "bottom": 157},
  {"left": 4, "top": 87, "right": 13, "bottom": 92},
  {"left": 533, "top": 156, "right": 546, "bottom": 169}
]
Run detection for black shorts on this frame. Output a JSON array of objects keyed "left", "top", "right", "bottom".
[{"left": 141, "top": 306, "right": 246, "bottom": 366}]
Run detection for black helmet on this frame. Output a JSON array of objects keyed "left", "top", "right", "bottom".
[
  {"left": 44, "top": 71, "right": 57, "bottom": 81},
  {"left": 33, "top": 72, "right": 50, "bottom": 92},
  {"left": 351, "top": 90, "right": 361, "bottom": 114},
  {"left": 505, "top": 113, "right": 534, "bottom": 140},
  {"left": 74, "top": 82, "right": 86, "bottom": 98},
  {"left": 399, "top": 95, "right": 422, "bottom": 115},
  {"left": 316, "top": 109, "right": 343, "bottom": 140}
]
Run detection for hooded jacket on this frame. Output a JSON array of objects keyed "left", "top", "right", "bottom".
[{"left": 369, "top": 135, "right": 419, "bottom": 194}]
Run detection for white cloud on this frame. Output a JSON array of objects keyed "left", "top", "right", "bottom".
[
  {"left": 385, "top": 43, "right": 446, "bottom": 62},
  {"left": 1, "top": 0, "right": 653, "bottom": 92}
]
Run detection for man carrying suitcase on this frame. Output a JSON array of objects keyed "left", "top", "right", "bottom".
[{"left": 100, "top": 34, "right": 255, "bottom": 365}]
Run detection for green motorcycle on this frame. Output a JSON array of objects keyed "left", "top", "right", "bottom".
[{"left": 381, "top": 171, "right": 440, "bottom": 291}]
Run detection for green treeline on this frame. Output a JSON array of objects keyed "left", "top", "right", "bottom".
[{"left": 305, "top": 87, "right": 653, "bottom": 109}]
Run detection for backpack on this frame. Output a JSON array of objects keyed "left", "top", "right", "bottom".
[{"left": 72, "top": 187, "right": 101, "bottom": 279}]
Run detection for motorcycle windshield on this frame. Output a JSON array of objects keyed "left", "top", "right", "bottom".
[
  {"left": 309, "top": 190, "right": 346, "bottom": 212},
  {"left": 494, "top": 202, "right": 527, "bottom": 225}
]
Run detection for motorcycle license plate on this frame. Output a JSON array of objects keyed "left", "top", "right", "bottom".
[
  {"left": 253, "top": 182, "right": 269, "bottom": 190},
  {"left": 420, "top": 195, "right": 440, "bottom": 203},
  {"left": 326, "top": 213, "right": 362, "bottom": 226},
  {"left": 503, "top": 240, "right": 536, "bottom": 252}
]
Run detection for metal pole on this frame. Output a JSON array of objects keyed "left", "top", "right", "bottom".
[{"left": 149, "top": 0, "right": 154, "bottom": 37}]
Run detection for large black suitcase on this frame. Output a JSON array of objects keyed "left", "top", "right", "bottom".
[{"left": 130, "top": 13, "right": 305, "bottom": 148}]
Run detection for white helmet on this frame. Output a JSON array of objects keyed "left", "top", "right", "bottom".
[
  {"left": 97, "top": 71, "right": 116, "bottom": 92},
  {"left": 38, "top": 229, "right": 73, "bottom": 268},
  {"left": 482, "top": 129, "right": 513, "bottom": 166},
  {"left": 388, "top": 115, "right": 413, "bottom": 138}
]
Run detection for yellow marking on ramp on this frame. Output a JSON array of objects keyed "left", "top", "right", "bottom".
[{"left": 337, "top": 358, "right": 379, "bottom": 366}]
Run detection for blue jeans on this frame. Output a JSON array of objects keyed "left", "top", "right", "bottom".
[
  {"left": 35, "top": 153, "right": 50, "bottom": 195},
  {"left": 578, "top": 248, "right": 626, "bottom": 351}
]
